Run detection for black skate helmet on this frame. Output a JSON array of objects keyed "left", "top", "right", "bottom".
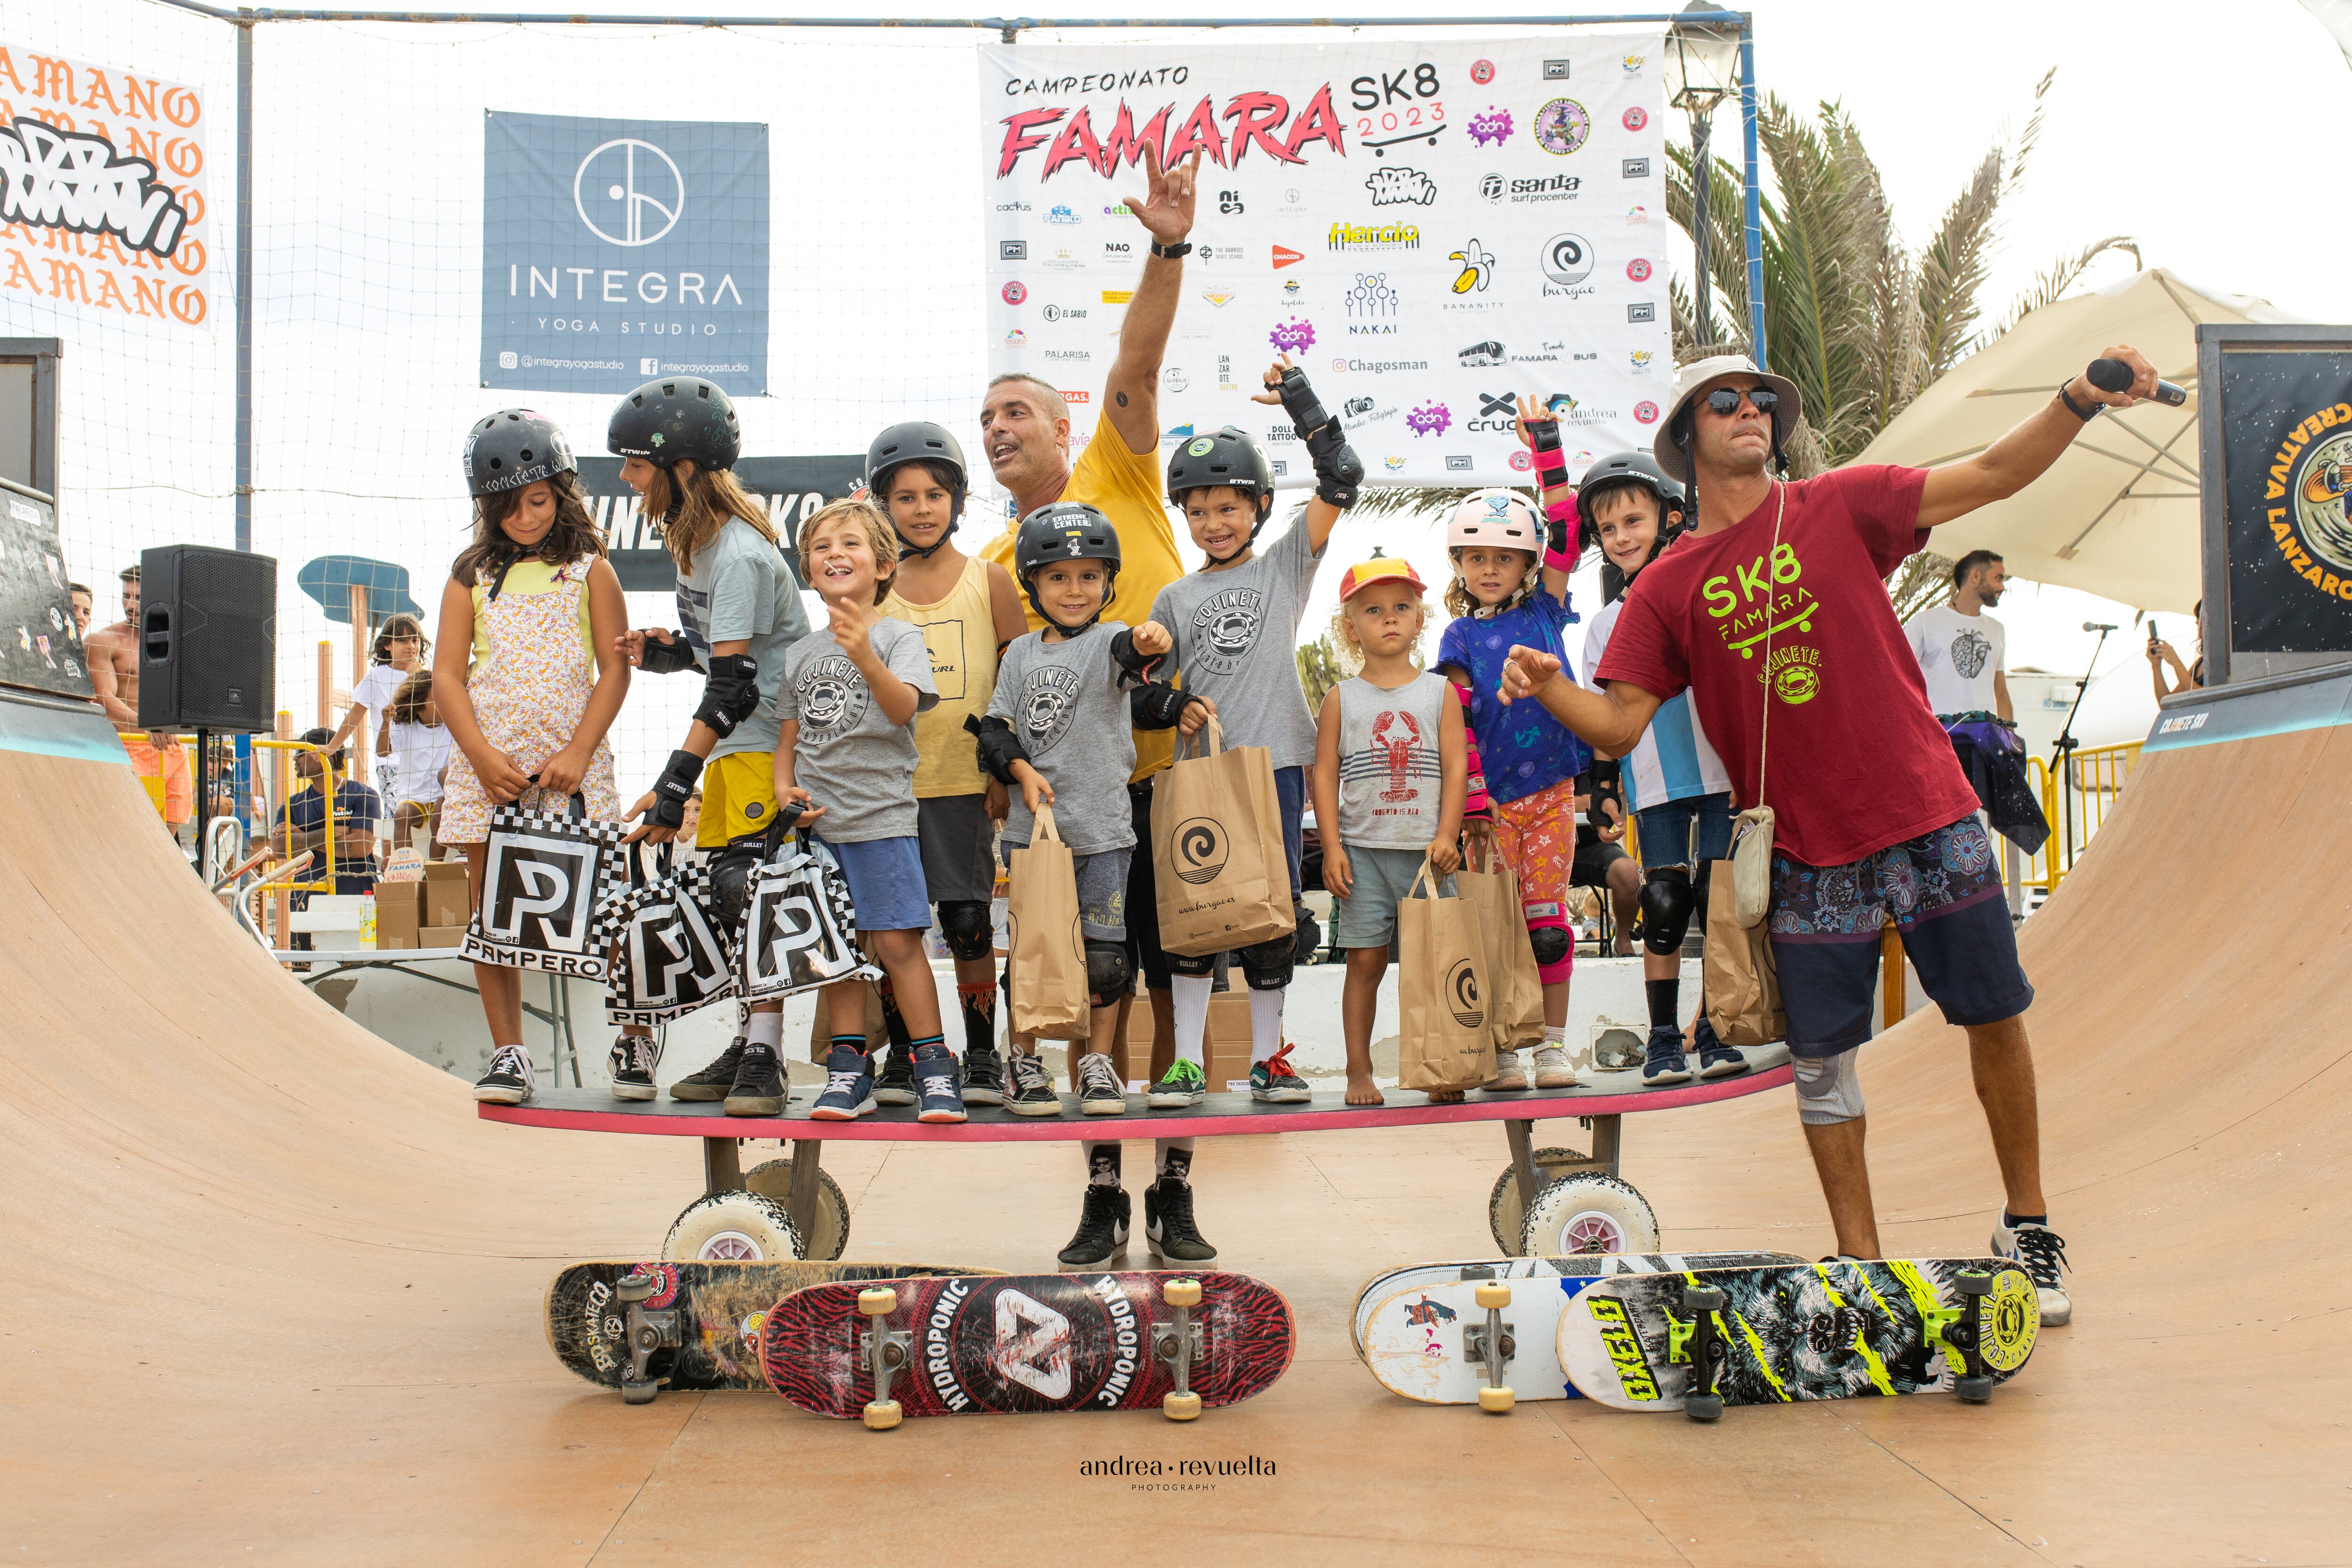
[
  {"left": 1014, "top": 501, "right": 1121, "bottom": 631},
  {"left": 866, "top": 422, "right": 969, "bottom": 557},
  {"left": 607, "top": 377, "right": 741, "bottom": 472},
  {"left": 463, "top": 409, "right": 576, "bottom": 498},
  {"left": 1575, "top": 449, "right": 1686, "bottom": 555},
  {"left": 1166, "top": 426, "right": 1275, "bottom": 559}
]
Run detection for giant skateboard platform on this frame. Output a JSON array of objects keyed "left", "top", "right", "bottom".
[{"left": 2, "top": 668, "right": 2348, "bottom": 1566}]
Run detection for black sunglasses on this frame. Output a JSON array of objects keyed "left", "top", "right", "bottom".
[{"left": 1703, "top": 386, "right": 1779, "bottom": 418}]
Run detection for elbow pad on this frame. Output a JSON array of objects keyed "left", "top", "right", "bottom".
[
  {"left": 1278, "top": 366, "right": 1364, "bottom": 508},
  {"left": 640, "top": 631, "right": 698, "bottom": 675},
  {"left": 693, "top": 653, "right": 762, "bottom": 737},
  {"left": 1131, "top": 683, "right": 1200, "bottom": 732},
  {"left": 965, "top": 713, "right": 1031, "bottom": 784}
]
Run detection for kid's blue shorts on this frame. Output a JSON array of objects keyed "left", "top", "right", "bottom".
[{"left": 820, "top": 833, "right": 932, "bottom": 933}]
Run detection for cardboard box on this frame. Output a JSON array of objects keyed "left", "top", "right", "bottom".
[
  {"left": 421, "top": 862, "right": 471, "bottom": 928},
  {"left": 419, "top": 924, "right": 468, "bottom": 949},
  {"left": 1205, "top": 993, "right": 1254, "bottom": 1093},
  {"left": 374, "top": 889, "right": 421, "bottom": 950}
]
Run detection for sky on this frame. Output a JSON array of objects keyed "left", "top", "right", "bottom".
[{"left": 10, "top": 0, "right": 2343, "bottom": 793}]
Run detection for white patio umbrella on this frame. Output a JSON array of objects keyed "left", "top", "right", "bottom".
[{"left": 1851, "top": 268, "right": 2302, "bottom": 613}]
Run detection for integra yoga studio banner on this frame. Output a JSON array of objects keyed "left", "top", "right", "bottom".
[
  {"left": 2222, "top": 348, "right": 2352, "bottom": 653},
  {"left": 480, "top": 111, "right": 768, "bottom": 397},
  {"left": 981, "top": 35, "right": 1671, "bottom": 488},
  {"left": 0, "top": 45, "right": 212, "bottom": 330}
]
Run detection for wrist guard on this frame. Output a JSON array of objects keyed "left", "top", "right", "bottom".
[
  {"left": 1109, "top": 628, "right": 1161, "bottom": 681},
  {"left": 1528, "top": 418, "right": 1570, "bottom": 480},
  {"left": 1131, "top": 683, "right": 1201, "bottom": 732},
  {"left": 651, "top": 749, "right": 703, "bottom": 832},
  {"left": 693, "top": 653, "right": 761, "bottom": 737},
  {"left": 639, "top": 631, "right": 697, "bottom": 674},
  {"left": 1277, "top": 366, "right": 1364, "bottom": 508},
  {"left": 965, "top": 713, "right": 1031, "bottom": 784}
]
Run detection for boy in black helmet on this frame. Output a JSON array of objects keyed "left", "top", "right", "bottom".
[{"left": 870, "top": 422, "right": 1030, "bottom": 1108}]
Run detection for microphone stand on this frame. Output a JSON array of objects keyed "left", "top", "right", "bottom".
[{"left": 2049, "top": 627, "right": 2109, "bottom": 873}]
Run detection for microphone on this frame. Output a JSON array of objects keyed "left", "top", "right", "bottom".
[
  {"left": 2083, "top": 621, "right": 2118, "bottom": 633},
  {"left": 2087, "top": 357, "right": 2188, "bottom": 407}
]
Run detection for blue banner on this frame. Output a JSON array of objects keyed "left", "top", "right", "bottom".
[{"left": 480, "top": 111, "right": 768, "bottom": 396}]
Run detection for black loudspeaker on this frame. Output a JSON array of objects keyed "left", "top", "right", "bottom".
[{"left": 138, "top": 545, "right": 276, "bottom": 731}]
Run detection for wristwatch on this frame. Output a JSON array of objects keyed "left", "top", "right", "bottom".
[
  {"left": 1150, "top": 239, "right": 1193, "bottom": 260},
  {"left": 2057, "top": 380, "right": 2099, "bottom": 421}
]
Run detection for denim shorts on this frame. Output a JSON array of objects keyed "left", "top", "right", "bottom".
[
  {"left": 1332, "top": 845, "right": 1452, "bottom": 950},
  {"left": 1635, "top": 791, "right": 1733, "bottom": 871},
  {"left": 820, "top": 833, "right": 932, "bottom": 933},
  {"left": 1768, "top": 814, "right": 2032, "bottom": 1057},
  {"left": 1004, "top": 841, "right": 1132, "bottom": 942}
]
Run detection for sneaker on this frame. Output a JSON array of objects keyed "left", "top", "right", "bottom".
[
  {"left": 961, "top": 1040, "right": 1006, "bottom": 1108},
  {"left": 1530, "top": 1043, "right": 1577, "bottom": 1089},
  {"left": 1004, "top": 1052, "right": 1063, "bottom": 1117},
  {"left": 1641, "top": 1023, "right": 1693, "bottom": 1086},
  {"left": 473, "top": 1044, "right": 534, "bottom": 1104},
  {"left": 1483, "top": 1047, "right": 1530, "bottom": 1093},
  {"left": 722, "top": 1042, "right": 786, "bottom": 1117},
  {"left": 1147, "top": 1058, "right": 1208, "bottom": 1109},
  {"left": 1990, "top": 1217, "right": 2072, "bottom": 1326},
  {"left": 1077, "top": 1052, "right": 1129, "bottom": 1115},
  {"left": 1144, "top": 1177, "right": 1219, "bottom": 1263},
  {"left": 913, "top": 1044, "right": 967, "bottom": 1125},
  {"left": 807, "top": 1046, "right": 878, "bottom": 1121},
  {"left": 1057, "top": 1184, "right": 1131, "bottom": 1269},
  {"left": 667, "top": 1036, "right": 745, "bottom": 1102},
  {"left": 1249, "top": 1041, "right": 1312, "bottom": 1104},
  {"left": 1692, "top": 1015, "right": 1748, "bottom": 1079},
  {"left": 874, "top": 1044, "right": 917, "bottom": 1107},
  {"left": 608, "top": 1033, "right": 661, "bottom": 1101}
]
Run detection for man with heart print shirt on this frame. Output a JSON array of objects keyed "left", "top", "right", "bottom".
[{"left": 1497, "top": 344, "right": 2168, "bottom": 1329}]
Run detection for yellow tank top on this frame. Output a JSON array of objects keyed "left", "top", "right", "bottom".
[
  {"left": 469, "top": 557, "right": 597, "bottom": 671},
  {"left": 882, "top": 554, "right": 998, "bottom": 798}
]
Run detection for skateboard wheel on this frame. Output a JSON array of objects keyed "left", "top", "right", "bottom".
[
  {"left": 1163, "top": 1391, "right": 1202, "bottom": 1421},
  {"left": 1164, "top": 1278, "right": 1203, "bottom": 1308},
  {"left": 863, "top": 1399, "right": 902, "bottom": 1430},
  {"left": 858, "top": 1287, "right": 898, "bottom": 1316},
  {"left": 1473, "top": 1280, "right": 1512, "bottom": 1311},
  {"left": 621, "top": 1380, "right": 657, "bottom": 1406},
  {"left": 1955, "top": 1270, "right": 1992, "bottom": 1298},
  {"left": 1683, "top": 1286, "right": 1726, "bottom": 1313},
  {"left": 1478, "top": 1385, "right": 1516, "bottom": 1414},
  {"left": 1955, "top": 1375, "right": 1993, "bottom": 1404},
  {"left": 1684, "top": 1394, "right": 1724, "bottom": 1423},
  {"left": 615, "top": 1275, "right": 659, "bottom": 1306}
]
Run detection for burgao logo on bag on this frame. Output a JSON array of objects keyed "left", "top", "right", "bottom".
[
  {"left": 1447, "top": 959, "right": 1485, "bottom": 1029},
  {"left": 1171, "top": 817, "right": 1230, "bottom": 886}
]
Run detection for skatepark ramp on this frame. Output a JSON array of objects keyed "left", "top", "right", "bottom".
[{"left": 3, "top": 667, "right": 2345, "bottom": 1566}]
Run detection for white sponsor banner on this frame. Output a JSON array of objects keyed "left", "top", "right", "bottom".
[{"left": 981, "top": 36, "right": 1670, "bottom": 488}]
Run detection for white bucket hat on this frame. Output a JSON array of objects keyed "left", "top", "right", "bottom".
[{"left": 1653, "top": 354, "right": 1803, "bottom": 482}]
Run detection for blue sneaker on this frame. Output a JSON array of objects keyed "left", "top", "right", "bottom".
[
  {"left": 808, "top": 1046, "right": 878, "bottom": 1121},
  {"left": 913, "top": 1044, "right": 967, "bottom": 1125},
  {"left": 1692, "top": 1014, "right": 1748, "bottom": 1079},
  {"left": 1641, "top": 1023, "right": 1692, "bottom": 1086}
]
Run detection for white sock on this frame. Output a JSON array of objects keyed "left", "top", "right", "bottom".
[
  {"left": 745, "top": 1010, "right": 783, "bottom": 1050},
  {"left": 1170, "top": 974, "right": 1211, "bottom": 1066},
  {"left": 1248, "top": 985, "right": 1286, "bottom": 1064},
  {"left": 1543, "top": 1023, "right": 1566, "bottom": 1048}
]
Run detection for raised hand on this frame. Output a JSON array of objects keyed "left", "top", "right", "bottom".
[
  {"left": 1251, "top": 355, "right": 1295, "bottom": 406},
  {"left": 1132, "top": 620, "right": 1173, "bottom": 658},
  {"left": 1126, "top": 141, "right": 1201, "bottom": 247},
  {"left": 1515, "top": 394, "right": 1556, "bottom": 451},
  {"left": 826, "top": 595, "right": 874, "bottom": 666}
]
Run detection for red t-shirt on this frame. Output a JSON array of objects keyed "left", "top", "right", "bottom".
[{"left": 1592, "top": 465, "right": 1979, "bottom": 868}]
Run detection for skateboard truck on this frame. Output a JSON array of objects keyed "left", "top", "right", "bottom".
[
  {"left": 614, "top": 1272, "right": 681, "bottom": 1406},
  {"left": 857, "top": 1286, "right": 913, "bottom": 1431},
  {"left": 1464, "top": 1280, "right": 1517, "bottom": 1413},
  {"left": 1668, "top": 1284, "right": 1728, "bottom": 1422},
  {"left": 1155, "top": 1278, "right": 1206, "bottom": 1421},
  {"left": 1924, "top": 1270, "right": 1996, "bottom": 1403}
]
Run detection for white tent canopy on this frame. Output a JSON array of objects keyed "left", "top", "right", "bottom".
[{"left": 1853, "top": 269, "right": 2301, "bottom": 613}]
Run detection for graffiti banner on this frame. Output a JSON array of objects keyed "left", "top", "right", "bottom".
[
  {"left": 981, "top": 35, "right": 1670, "bottom": 488},
  {"left": 480, "top": 111, "right": 768, "bottom": 397},
  {"left": 0, "top": 45, "right": 212, "bottom": 330},
  {"left": 2221, "top": 348, "right": 2352, "bottom": 653}
]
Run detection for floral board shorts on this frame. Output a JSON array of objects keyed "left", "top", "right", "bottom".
[
  {"left": 1768, "top": 813, "right": 2032, "bottom": 1057},
  {"left": 1490, "top": 775, "right": 1577, "bottom": 926}
]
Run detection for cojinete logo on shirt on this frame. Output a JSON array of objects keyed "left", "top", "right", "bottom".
[
  {"left": 1189, "top": 586, "right": 1264, "bottom": 675},
  {"left": 796, "top": 655, "right": 869, "bottom": 739},
  {"left": 1018, "top": 665, "right": 1081, "bottom": 755},
  {"left": 1762, "top": 644, "right": 1822, "bottom": 705}
]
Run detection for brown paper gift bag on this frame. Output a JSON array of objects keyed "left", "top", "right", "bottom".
[
  {"left": 1396, "top": 856, "right": 1496, "bottom": 1093},
  {"left": 1703, "top": 857, "right": 1785, "bottom": 1047},
  {"left": 1455, "top": 844, "right": 1546, "bottom": 1055},
  {"left": 1007, "top": 805, "right": 1089, "bottom": 1040},
  {"left": 1151, "top": 716, "right": 1295, "bottom": 959}
]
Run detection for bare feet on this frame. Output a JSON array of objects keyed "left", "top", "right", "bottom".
[
  {"left": 1345, "top": 1071, "right": 1386, "bottom": 1106},
  {"left": 1426, "top": 1086, "right": 1466, "bottom": 1104}
]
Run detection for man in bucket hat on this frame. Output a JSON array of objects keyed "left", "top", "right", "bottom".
[{"left": 1498, "top": 345, "right": 2165, "bottom": 1327}]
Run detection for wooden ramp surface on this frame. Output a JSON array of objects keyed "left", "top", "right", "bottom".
[{"left": 2, "top": 677, "right": 2343, "bottom": 1567}]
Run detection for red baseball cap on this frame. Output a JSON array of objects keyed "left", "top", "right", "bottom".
[{"left": 1337, "top": 557, "right": 1428, "bottom": 602}]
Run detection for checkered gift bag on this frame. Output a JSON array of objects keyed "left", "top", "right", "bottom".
[
  {"left": 737, "top": 832, "right": 879, "bottom": 1004},
  {"left": 603, "top": 852, "right": 739, "bottom": 1027},
  {"left": 460, "top": 793, "right": 627, "bottom": 980}
]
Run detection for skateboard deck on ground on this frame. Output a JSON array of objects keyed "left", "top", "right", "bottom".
[
  {"left": 1558, "top": 1258, "right": 2039, "bottom": 1416},
  {"left": 1356, "top": 1253, "right": 1804, "bottom": 1406},
  {"left": 762, "top": 1271, "right": 1294, "bottom": 1424},
  {"left": 547, "top": 1260, "right": 1001, "bottom": 1395}
]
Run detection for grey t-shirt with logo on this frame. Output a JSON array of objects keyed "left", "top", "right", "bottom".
[
  {"left": 775, "top": 614, "right": 938, "bottom": 843},
  {"left": 1146, "top": 516, "right": 1326, "bottom": 770},
  {"left": 675, "top": 517, "right": 813, "bottom": 762},
  {"left": 988, "top": 621, "right": 1142, "bottom": 855}
]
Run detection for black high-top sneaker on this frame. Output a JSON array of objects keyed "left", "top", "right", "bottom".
[
  {"left": 1144, "top": 1177, "right": 1218, "bottom": 1263},
  {"left": 668, "top": 1036, "right": 746, "bottom": 1102},
  {"left": 722, "top": 1042, "right": 786, "bottom": 1117},
  {"left": 961, "top": 1039, "right": 1007, "bottom": 1107},
  {"left": 608, "top": 1033, "right": 661, "bottom": 1101},
  {"left": 874, "top": 1043, "right": 918, "bottom": 1107},
  {"left": 1057, "top": 1184, "right": 1131, "bottom": 1270},
  {"left": 472, "top": 1044, "right": 534, "bottom": 1105}
]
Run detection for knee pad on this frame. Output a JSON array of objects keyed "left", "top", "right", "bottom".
[
  {"left": 1638, "top": 865, "right": 1696, "bottom": 957},
  {"left": 1523, "top": 900, "right": 1573, "bottom": 985},
  {"left": 938, "top": 899, "right": 993, "bottom": 962},
  {"left": 1239, "top": 934, "right": 1294, "bottom": 992},
  {"left": 707, "top": 839, "right": 761, "bottom": 933},
  {"left": 1792, "top": 1046, "right": 1864, "bottom": 1126},
  {"left": 1166, "top": 950, "right": 1215, "bottom": 980},
  {"left": 1084, "top": 939, "right": 1132, "bottom": 1007}
]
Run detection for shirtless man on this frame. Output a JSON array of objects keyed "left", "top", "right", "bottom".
[{"left": 86, "top": 564, "right": 192, "bottom": 828}]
